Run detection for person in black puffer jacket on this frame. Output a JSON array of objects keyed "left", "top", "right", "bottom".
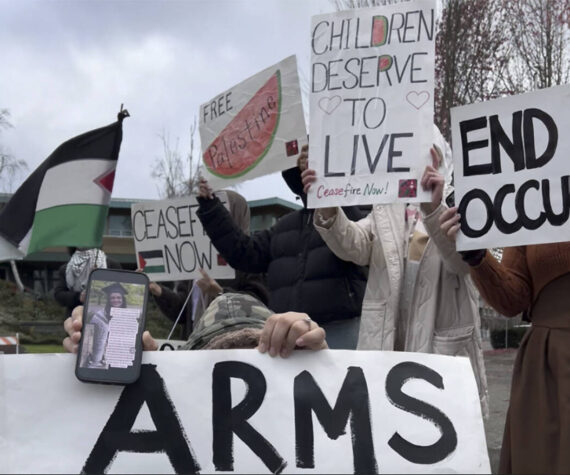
[{"left": 197, "top": 145, "right": 368, "bottom": 349}]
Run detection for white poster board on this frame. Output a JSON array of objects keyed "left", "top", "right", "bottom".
[
  {"left": 199, "top": 55, "right": 307, "bottom": 190},
  {"left": 451, "top": 85, "right": 570, "bottom": 251},
  {"left": 0, "top": 350, "right": 490, "bottom": 474},
  {"left": 308, "top": 0, "right": 435, "bottom": 208},
  {"left": 131, "top": 193, "right": 235, "bottom": 281}
]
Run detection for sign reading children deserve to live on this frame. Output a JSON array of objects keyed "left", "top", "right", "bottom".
[
  {"left": 199, "top": 55, "right": 307, "bottom": 190},
  {"left": 131, "top": 193, "right": 235, "bottom": 281},
  {"left": 0, "top": 350, "right": 490, "bottom": 474},
  {"left": 307, "top": 0, "right": 435, "bottom": 208},
  {"left": 451, "top": 85, "right": 570, "bottom": 251}
]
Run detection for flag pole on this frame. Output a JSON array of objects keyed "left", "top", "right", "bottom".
[{"left": 9, "top": 260, "right": 24, "bottom": 292}]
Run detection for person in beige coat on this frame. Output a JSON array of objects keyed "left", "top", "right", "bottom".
[{"left": 302, "top": 126, "right": 489, "bottom": 416}]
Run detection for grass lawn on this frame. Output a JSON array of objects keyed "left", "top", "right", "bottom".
[{"left": 22, "top": 344, "right": 66, "bottom": 354}]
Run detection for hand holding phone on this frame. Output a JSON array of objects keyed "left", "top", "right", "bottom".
[{"left": 75, "top": 268, "right": 149, "bottom": 384}]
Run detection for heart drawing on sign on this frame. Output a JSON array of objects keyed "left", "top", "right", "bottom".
[
  {"left": 406, "top": 91, "right": 430, "bottom": 110},
  {"left": 318, "top": 95, "right": 342, "bottom": 115}
]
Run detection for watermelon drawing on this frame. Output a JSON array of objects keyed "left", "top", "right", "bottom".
[
  {"left": 372, "top": 15, "right": 388, "bottom": 46},
  {"left": 203, "top": 70, "right": 282, "bottom": 179}
]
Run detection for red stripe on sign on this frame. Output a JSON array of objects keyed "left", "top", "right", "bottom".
[{"left": 0, "top": 336, "right": 17, "bottom": 345}]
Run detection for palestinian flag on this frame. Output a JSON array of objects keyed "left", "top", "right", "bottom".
[
  {"left": 0, "top": 111, "right": 128, "bottom": 256},
  {"left": 137, "top": 250, "right": 165, "bottom": 273}
]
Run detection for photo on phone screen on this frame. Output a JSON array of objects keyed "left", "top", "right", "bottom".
[{"left": 76, "top": 269, "right": 148, "bottom": 384}]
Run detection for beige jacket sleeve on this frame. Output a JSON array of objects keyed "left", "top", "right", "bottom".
[
  {"left": 421, "top": 203, "right": 470, "bottom": 276},
  {"left": 313, "top": 207, "right": 373, "bottom": 267}
]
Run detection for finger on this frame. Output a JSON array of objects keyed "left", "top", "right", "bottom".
[
  {"left": 258, "top": 314, "right": 278, "bottom": 354},
  {"left": 63, "top": 316, "right": 74, "bottom": 337},
  {"left": 448, "top": 223, "right": 461, "bottom": 239},
  {"left": 62, "top": 336, "right": 78, "bottom": 354},
  {"left": 268, "top": 317, "right": 291, "bottom": 357},
  {"left": 439, "top": 206, "right": 458, "bottom": 223},
  {"left": 71, "top": 306, "right": 83, "bottom": 330},
  {"left": 430, "top": 147, "right": 440, "bottom": 169},
  {"left": 300, "top": 144, "right": 308, "bottom": 153},
  {"left": 441, "top": 213, "right": 461, "bottom": 236},
  {"left": 280, "top": 319, "right": 308, "bottom": 358},
  {"left": 198, "top": 268, "right": 211, "bottom": 280},
  {"left": 142, "top": 331, "right": 158, "bottom": 351},
  {"left": 296, "top": 327, "right": 327, "bottom": 350}
]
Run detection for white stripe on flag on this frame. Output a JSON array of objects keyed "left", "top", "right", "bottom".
[{"left": 35, "top": 159, "right": 115, "bottom": 211}]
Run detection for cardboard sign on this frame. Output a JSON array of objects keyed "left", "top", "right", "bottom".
[
  {"left": 307, "top": 0, "right": 435, "bottom": 208},
  {"left": 451, "top": 85, "right": 570, "bottom": 250},
  {"left": 131, "top": 193, "right": 235, "bottom": 281},
  {"left": 199, "top": 55, "right": 307, "bottom": 190},
  {"left": 0, "top": 350, "right": 490, "bottom": 474}
]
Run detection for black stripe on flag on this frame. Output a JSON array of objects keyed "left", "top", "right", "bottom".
[{"left": 139, "top": 250, "right": 163, "bottom": 259}]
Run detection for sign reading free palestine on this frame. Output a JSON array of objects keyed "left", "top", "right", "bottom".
[
  {"left": 199, "top": 55, "right": 308, "bottom": 190},
  {"left": 308, "top": 0, "right": 436, "bottom": 208}
]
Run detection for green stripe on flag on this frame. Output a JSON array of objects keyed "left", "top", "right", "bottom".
[
  {"left": 144, "top": 265, "right": 166, "bottom": 273},
  {"left": 27, "top": 204, "right": 108, "bottom": 254}
]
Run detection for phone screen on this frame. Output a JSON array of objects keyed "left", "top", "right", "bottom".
[{"left": 75, "top": 268, "right": 149, "bottom": 384}]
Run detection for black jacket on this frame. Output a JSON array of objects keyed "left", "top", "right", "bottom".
[{"left": 196, "top": 168, "right": 368, "bottom": 324}]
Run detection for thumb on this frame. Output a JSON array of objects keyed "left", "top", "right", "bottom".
[{"left": 142, "top": 331, "right": 158, "bottom": 351}]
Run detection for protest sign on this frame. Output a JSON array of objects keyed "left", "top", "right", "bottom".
[
  {"left": 451, "top": 85, "right": 570, "bottom": 251},
  {"left": 199, "top": 55, "right": 307, "bottom": 190},
  {"left": 307, "top": 0, "right": 435, "bottom": 208},
  {"left": 0, "top": 350, "right": 490, "bottom": 474},
  {"left": 131, "top": 193, "right": 235, "bottom": 281}
]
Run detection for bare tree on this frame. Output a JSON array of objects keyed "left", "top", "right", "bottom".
[
  {"left": 151, "top": 117, "right": 201, "bottom": 198},
  {"left": 331, "top": 0, "right": 514, "bottom": 142},
  {"left": 506, "top": 0, "right": 570, "bottom": 91},
  {"left": 0, "top": 109, "right": 28, "bottom": 192},
  {"left": 435, "top": 0, "right": 514, "bottom": 141}
]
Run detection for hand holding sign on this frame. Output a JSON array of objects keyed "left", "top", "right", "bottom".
[
  {"left": 196, "top": 268, "right": 223, "bottom": 299},
  {"left": 419, "top": 147, "right": 445, "bottom": 215}
]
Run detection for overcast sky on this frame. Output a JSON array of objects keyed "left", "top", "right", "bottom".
[{"left": 0, "top": 0, "right": 334, "bottom": 204}]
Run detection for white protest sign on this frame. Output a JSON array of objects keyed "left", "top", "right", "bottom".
[
  {"left": 451, "top": 85, "right": 570, "bottom": 251},
  {"left": 308, "top": 0, "right": 435, "bottom": 208},
  {"left": 199, "top": 55, "right": 307, "bottom": 190},
  {"left": 0, "top": 350, "right": 490, "bottom": 474},
  {"left": 131, "top": 193, "right": 235, "bottom": 281}
]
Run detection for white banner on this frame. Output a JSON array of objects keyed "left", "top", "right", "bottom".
[
  {"left": 451, "top": 85, "right": 570, "bottom": 251},
  {"left": 0, "top": 350, "right": 490, "bottom": 474},
  {"left": 131, "top": 193, "right": 235, "bottom": 281},
  {"left": 199, "top": 55, "right": 307, "bottom": 190},
  {"left": 307, "top": 0, "right": 435, "bottom": 208}
]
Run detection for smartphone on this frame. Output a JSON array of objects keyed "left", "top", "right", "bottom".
[{"left": 75, "top": 268, "right": 149, "bottom": 385}]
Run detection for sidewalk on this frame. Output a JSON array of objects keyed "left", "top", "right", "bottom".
[{"left": 482, "top": 343, "right": 517, "bottom": 473}]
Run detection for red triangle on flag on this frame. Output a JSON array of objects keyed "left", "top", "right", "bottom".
[
  {"left": 138, "top": 253, "right": 146, "bottom": 270},
  {"left": 94, "top": 168, "right": 116, "bottom": 193}
]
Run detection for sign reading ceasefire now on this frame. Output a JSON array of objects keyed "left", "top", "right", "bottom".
[
  {"left": 1, "top": 350, "right": 490, "bottom": 474},
  {"left": 131, "top": 192, "right": 235, "bottom": 281}
]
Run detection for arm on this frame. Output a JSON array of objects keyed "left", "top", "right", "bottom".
[
  {"left": 153, "top": 281, "right": 191, "bottom": 324},
  {"left": 421, "top": 203, "right": 470, "bottom": 276},
  {"left": 313, "top": 207, "right": 374, "bottom": 266},
  {"left": 469, "top": 247, "right": 531, "bottom": 317},
  {"left": 197, "top": 195, "right": 273, "bottom": 273}
]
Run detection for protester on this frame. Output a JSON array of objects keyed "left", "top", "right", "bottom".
[
  {"left": 301, "top": 126, "right": 488, "bottom": 415},
  {"left": 148, "top": 190, "right": 268, "bottom": 339},
  {"left": 84, "top": 282, "right": 128, "bottom": 368},
  {"left": 64, "top": 298, "right": 328, "bottom": 357},
  {"left": 196, "top": 145, "right": 368, "bottom": 349},
  {"left": 440, "top": 208, "right": 570, "bottom": 473},
  {"left": 53, "top": 247, "right": 120, "bottom": 318}
]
